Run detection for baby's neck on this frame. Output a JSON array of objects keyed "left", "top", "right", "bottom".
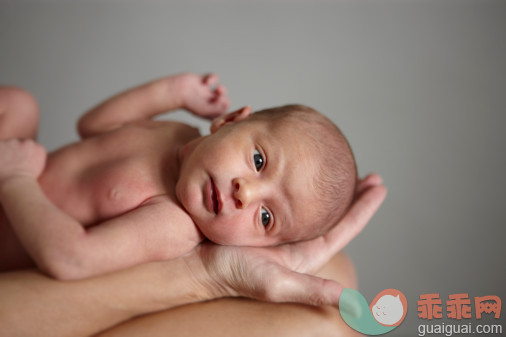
[
  {"left": 176, "top": 136, "right": 205, "bottom": 177},
  {"left": 163, "top": 146, "right": 184, "bottom": 186},
  {"left": 172, "top": 129, "right": 204, "bottom": 182}
]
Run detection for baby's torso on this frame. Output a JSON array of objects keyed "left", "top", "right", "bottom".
[{"left": 39, "top": 121, "right": 200, "bottom": 226}]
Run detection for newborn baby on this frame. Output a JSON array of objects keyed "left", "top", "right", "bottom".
[{"left": 0, "top": 73, "right": 356, "bottom": 280}]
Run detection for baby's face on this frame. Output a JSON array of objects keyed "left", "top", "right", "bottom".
[{"left": 176, "top": 118, "right": 320, "bottom": 246}]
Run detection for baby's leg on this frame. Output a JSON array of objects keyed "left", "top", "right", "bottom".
[{"left": 0, "top": 87, "right": 39, "bottom": 140}]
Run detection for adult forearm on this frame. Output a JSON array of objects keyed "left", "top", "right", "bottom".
[{"left": 0, "top": 253, "right": 213, "bottom": 337}]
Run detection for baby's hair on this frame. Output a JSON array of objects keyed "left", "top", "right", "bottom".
[{"left": 249, "top": 104, "right": 357, "bottom": 239}]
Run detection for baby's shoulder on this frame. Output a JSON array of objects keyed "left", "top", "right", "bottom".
[
  {"left": 134, "top": 120, "right": 201, "bottom": 138},
  {"left": 137, "top": 195, "right": 202, "bottom": 249},
  {"left": 137, "top": 195, "right": 196, "bottom": 231},
  {"left": 133, "top": 119, "right": 195, "bottom": 130}
]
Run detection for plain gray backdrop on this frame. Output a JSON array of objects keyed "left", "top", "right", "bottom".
[{"left": 1, "top": 1, "right": 505, "bottom": 335}]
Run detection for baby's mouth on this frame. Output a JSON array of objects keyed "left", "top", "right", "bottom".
[{"left": 210, "top": 178, "right": 220, "bottom": 215}]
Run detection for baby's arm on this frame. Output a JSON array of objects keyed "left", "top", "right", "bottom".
[
  {"left": 78, "top": 73, "right": 229, "bottom": 138},
  {"left": 0, "top": 140, "right": 201, "bottom": 280}
]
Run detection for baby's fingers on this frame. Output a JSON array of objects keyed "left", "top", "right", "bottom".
[
  {"left": 205, "top": 85, "right": 229, "bottom": 118},
  {"left": 209, "top": 84, "right": 226, "bottom": 102},
  {"left": 209, "top": 85, "right": 229, "bottom": 105},
  {"left": 202, "top": 73, "right": 219, "bottom": 88},
  {"left": 214, "top": 84, "right": 227, "bottom": 98}
]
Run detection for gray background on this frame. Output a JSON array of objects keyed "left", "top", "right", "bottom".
[{"left": 1, "top": 0, "right": 505, "bottom": 335}]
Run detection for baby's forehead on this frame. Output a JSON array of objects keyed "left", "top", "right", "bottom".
[
  {"left": 254, "top": 117, "right": 319, "bottom": 149},
  {"left": 278, "top": 203, "right": 328, "bottom": 243},
  {"left": 273, "top": 156, "right": 325, "bottom": 242}
]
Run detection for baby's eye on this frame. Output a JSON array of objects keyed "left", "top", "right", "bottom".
[
  {"left": 261, "top": 207, "right": 271, "bottom": 227},
  {"left": 253, "top": 149, "right": 264, "bottom": 171}
]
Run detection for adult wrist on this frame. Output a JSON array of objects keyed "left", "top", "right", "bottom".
[{"left": 179, "top": 249, "right": 227, "bottom": 302}]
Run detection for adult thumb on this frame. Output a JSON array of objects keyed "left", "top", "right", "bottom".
[{"left": 264, "top": 271, "right": 344, "bottom": 308}]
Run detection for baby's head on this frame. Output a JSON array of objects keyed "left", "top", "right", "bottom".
[{"left": 176, "top": 104, "right": 357, "bottom": 246}]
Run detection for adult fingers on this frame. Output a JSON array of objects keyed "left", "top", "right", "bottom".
[
  {"left": 326, "top": 184, "right": 387, "bottom": 254},
  {"left": 285, "top": 182, "right": 387, "bottom": 273},
  {"left": 262, "top": 270, "right": 344, "bottom": 308},
  {"left": 356, "top": 173, "right": 383, "bottom": 196}
]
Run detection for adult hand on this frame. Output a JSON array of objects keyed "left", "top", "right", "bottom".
[{"left": 192, "top": 174, "right": 386, "bottom": 307}]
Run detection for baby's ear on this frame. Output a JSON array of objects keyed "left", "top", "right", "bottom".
[{"left": 210, "top": 106, "right": 252, "bottom": 133}]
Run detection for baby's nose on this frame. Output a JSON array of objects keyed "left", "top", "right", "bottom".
[{"left": 232, "top": 177, "right": 259, "bottom": 209}]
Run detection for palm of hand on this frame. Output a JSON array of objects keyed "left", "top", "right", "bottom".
[{"left": 195, "top": 174, "right": 386, "bottom": 307}]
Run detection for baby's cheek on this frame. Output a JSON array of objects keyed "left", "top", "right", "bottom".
[{"left": 203, "top": 221, "right": 236, "bottom": 245}]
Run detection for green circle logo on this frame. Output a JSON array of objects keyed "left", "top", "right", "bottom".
[{"left": 339, "top": 288, "right": 408, "bottom": 335}]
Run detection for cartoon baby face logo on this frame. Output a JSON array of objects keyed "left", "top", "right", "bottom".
[
  {"left": 339, "top": 288, "right": 408, "bottom": 335},
  {"left": 370, "top": 289, "right": 408, "bottom": 327}
]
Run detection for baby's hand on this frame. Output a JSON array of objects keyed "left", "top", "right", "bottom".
[
  {"left": 179, "top": 73, "right": 230, "bottom": 119},
  {"left": 0, "top": 139, "right": 46, "bottom": 187}
]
